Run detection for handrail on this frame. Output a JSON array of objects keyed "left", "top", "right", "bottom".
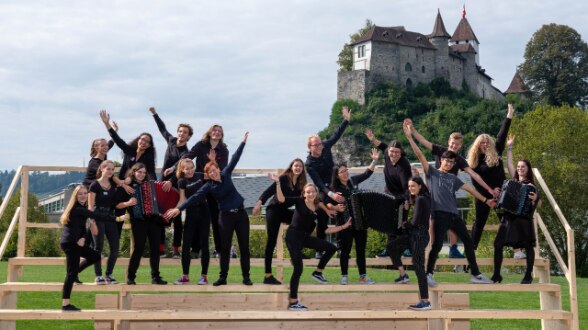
[
  {"left": 533, "top": 168, "right": 579, "bottom": 330},
  {"left": 0, "top": 208, "right": 20, "bottom": 260},
  {"left": 0, "top": 166, "right": 22, "bottom": 222}
]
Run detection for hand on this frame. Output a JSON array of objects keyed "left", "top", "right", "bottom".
[
  {"left": 99, "top": 110, "right": 111, "bottom": 128},
  {"left": 112, "top": 121, "right": 119, "bottom": 132},
  {"left": 149, "top": 107, "right": 157, "bottom": 115},
  {"left": 331, "top": 192, "right": 345, "bottom": 203},
  {"left": 119, "top": 213, "right": 130, "bottom": 222},
  {"left": 528, "top": 191, "right": 538, "bottom": 203},
  {"left": 243, "top": 131, "right": 249, "bottom": 143},
  {"left": 122, "top": 183, "right": 135, "bottom": 195},
  {"left": 252, "top": 201, "right": 262, "bottom": 216},
  {"left": 164, "top": 167, "right": 175, "bottom": 177},
  {"left": 507, "top": 103, "right": 515, "bottom": 118},
  {"left": 403, "top": 122, "right": 412, "bottom": 137},
  {"left": 342, "top": 106, "right": 351, "bottom": 121},
  {"left": 493, "top": 187, "right": 501, "bottom": 198},
  {"left": 507, "top": 134, "right": 515, "bottom": 148},
  {"left": 267, "top": 172, "right": 279, "bottom": 182},
  {"left": 207, "top": 149, "right": 217, "bottom": 162},
  {"left": 325, "top": 208, "right": 337, "bottom": 217},
  {"left": 77, "top": 237, "right": 85, "bottom": 247},
  {"left": 487, "top": 199, "right": 497, "bottom": 208},
  {"left": 342, "top": 217, "right": 352, "bottom": 229},
  {"left": 127, "top": 197, "right": 137, "bottom": 207},
  {"left": 162, "top": 180, "right": 172, "bottom": 192},
  {"left": 164, "top": 208, "right": 180, "bottom": 220},
  {"left": 364, "top": 128, "right": 375, "bottom": 142},
  {"left": 370, "top": 148, "right": 380, "bottom": 162},
  {"left": 403, "top": 118, "right": 413, "bottom": 128},
  {"left": 90, "top": 220, "right": 99, "bottom": 236}
]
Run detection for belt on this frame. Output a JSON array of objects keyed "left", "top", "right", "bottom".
[{"left": 227, "top": 207, "right": 244, "bottom": 213}]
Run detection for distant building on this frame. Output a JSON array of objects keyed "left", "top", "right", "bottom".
[
  {"left": 504, "top": 71, "right": 531, "bottom": 99},
  {"left": 338, "top": 9, "right": 505, "bottom": 104}
]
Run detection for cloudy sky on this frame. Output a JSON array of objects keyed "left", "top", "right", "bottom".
[{"left": 0, "top": 0, "right": 585, "bottom": 172}]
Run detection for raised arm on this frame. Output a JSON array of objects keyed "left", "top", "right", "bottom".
[
  {"left": 404, "top": 118, "right": 433, "bottom": 151},
  {"left": 495, "top": 104, "right": 514, "bottom": 154},
  {"left": 100, "top": 110, "right": 134, "bottom": 155},
  {"left": 350, "top": 148, "right": 379, "bottom": 185},
  {"left": 150, "top": 107, "right": 174, "bottom": 143},
  {"left": 403, "top": 123, "right": 429, "bottom": 174},
  {"left": 364, "top": 129, "right": 382, "bottom": 147},
  {"left": 506, "top": 134, "right": 516, "bottom": 178},
  {"left": 223, "top": 132, "right": 248, "bottom": 175},
  {"left": 322, "top": 107, "right": 350, "bottom": 149}
]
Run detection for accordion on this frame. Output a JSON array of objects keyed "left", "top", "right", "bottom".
[
  {"left": 497, "top": 179, "right": 537, "bottom": 219},
  {"left": 349, "top": 190, "right": 402, "bottom": 233},
  {"left": 131, "top": 181, "right": 179, "bottom": 221}
]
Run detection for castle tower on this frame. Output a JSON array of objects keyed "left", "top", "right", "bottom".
[
  {"left": 450, "top": 6, "right": 480, "bottom": 65},
  {"left": 428, "top": 9, "right": 451, "bottom": 80},
  {"left": 505, "top": 71, "right": 531, "bottom": 99}
]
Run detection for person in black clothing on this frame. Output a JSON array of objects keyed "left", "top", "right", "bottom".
[
  {"left": 275, "top": 183, "right": 351, "bottom": 311},
  {"left": 172, "top": 159, "right": 211, "bottom": 285},
  {"left": 386, "top": 176, "right": 432, "bottom": 310},
  {"left": 165, "top": 132, "right": 250, "bottom": 286},
  {"left": 252, "top": 158, "right": 307, "bottom": 285},
  {"left": 99, "top": 110, "right": 157, "bottom": 180},
  {"left": 88, "top": 160, "right": 120, "bottom": 285},
  {"left": 467, "top": 104, "right": 515, "bottom": 249},
  {"left": 149, "top": 107, "right": 194, "bottom": 258},
  {"left": 328, "top": 148, "right": 379, "bottom": 285},
  {"left": 60, "top": 185, "right": 101, "bottom": 311},
  {"left": 305, "top": 106, "right": 350, "bottom": 257},
  {"left": 116, "top": 163, "right": 168, "bottom": 285},
  {"left": 491, "top": 135, "right": 539, "bottom": 284}
]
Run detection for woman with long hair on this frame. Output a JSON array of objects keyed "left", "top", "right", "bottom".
[
  {"left": 329, "top": 149, "right": 379, "bottom": 285},
  {"left": 116, "top": 163, "right": 167, "bottom": 285},
  {"left": 165, "top": 132, "right": 250, "bottom": 287},
  {"left": 172, "top": 158, "right": 211, "bottom": 285},
  {"left": 491, "top": 135, "right": 539, "bottom": 284},
  {"left": 252, "top": 158, "right": 307, "bottom": 285},
  {"left": 88, "top": 160, "right": 120, "bottom": 285},
  {"left": 275, "top": 183, "right": 350, "bottom": 311},
  {"left": 60, "top": 185, "right": 102, "bottom": 311},
  {"left": 467, "top": 104, "right": 514, "bottom": 249}
]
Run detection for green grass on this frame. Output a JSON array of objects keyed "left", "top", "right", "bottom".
[{"left": 0, "top": 261, "right": 585, "bottom": 329}]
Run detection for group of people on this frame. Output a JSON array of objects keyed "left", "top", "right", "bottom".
[{"left": 59, "top": 104, "right": 539, "bottom": 313}]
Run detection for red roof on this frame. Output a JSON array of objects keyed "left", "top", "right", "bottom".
[
  {"left": 428, "top": 10, "right": 451, "bottom": 38},
  {"left": 451, "top": 17, "right": 479, "bottom": 44},
  {"left": 450, "top": 43, "right": 477, "bottom": 54},
  {"left": 352, "top": 26, "right": 436, "bottom": 49},
  {"left": 505, "top": 72, "right": 529, "bottom": 94}
]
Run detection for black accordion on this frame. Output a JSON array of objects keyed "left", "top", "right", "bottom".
[
  {"left": 131, "top": 181, "right": 179, "bottom": 221},
  {"left": 349, "top": 190, "right": 402, "bottom": 233},
  {"left": 497, "top": 179, "right": 537, "bottom": 219}
]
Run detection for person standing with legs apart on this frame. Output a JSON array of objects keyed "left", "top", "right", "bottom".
[
  {"left": 60, "top": 185, "right": 102, "bottom": 311},
  {"left": 491, "top": 135, "right": 539, "bottom": 284},
  {"left": 403, "top": 123, "right": 495, "bottom": 286}
]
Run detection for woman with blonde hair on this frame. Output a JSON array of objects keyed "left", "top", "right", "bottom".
[
  {"left": 467, "top": 104, "right": 514, "bottom": 249},
  {"left": 60, "top": 185, "right": 102, "bottom": 311}
]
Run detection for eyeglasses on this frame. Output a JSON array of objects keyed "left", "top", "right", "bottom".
[
  {"left": 442, "top": 158, "right": 455, "bottom": 164},
  {"left": 310, "top": 143, "right": 323, "bottom": 147}
]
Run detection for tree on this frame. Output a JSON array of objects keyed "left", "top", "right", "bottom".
[
  {"left": 519, "top": 24, "right": 588, "bottom": 107},
  {"left": 511, "top": 104, "right": 588, "bottom": 276},
  {"left": 337, "top": 19, "right": 374, "bottom": 72}
]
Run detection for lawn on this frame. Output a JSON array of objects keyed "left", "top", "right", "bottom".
[{"left": 0, "top": 261, "right": 585, "bottom": 329}]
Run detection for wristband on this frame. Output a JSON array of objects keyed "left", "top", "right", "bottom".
[{"left": 483, "top": 197, "right": 487, "bottom": 203}]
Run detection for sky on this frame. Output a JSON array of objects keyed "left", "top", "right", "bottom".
[{"left": 0, "top": 0, "right": 586, "bottom": 172}]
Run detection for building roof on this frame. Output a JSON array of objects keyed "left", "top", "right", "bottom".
[
  {"left": 450, "top": 17, "right": 479, "bottom": 44},
  {"left": 504, "top": 72, "right": 529, "bottom": 94},
  {"left": 476, "top": 65, "right": 494, "bottom": 81},
  {"left": 352, "top": 25, "right": 436, "bottom": 50},
  {"left": 450, "top": 43, "right": 477, "bottom": 54},
  {"left": 428, "top": 10, "right": 451, "bottom": 38}
]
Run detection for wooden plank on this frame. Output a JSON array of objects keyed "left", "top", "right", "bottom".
[
  {"left": 128, "top": 320, "right": 427, "bottom": 330},
  {"left": 17, "top": 167, "right": 29, "bottom": 258}
]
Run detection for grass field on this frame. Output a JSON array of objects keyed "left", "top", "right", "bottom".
[{"left": 0, "top": 261, "right": 585, "bottom": 329}]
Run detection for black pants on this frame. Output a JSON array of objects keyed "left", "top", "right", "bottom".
[
  {"left": 92, "top": 221, "right": 120, "bottom": 276},
  {"left": 471, "top": 197, "right": 493, "bottom": 249},
  {"left": 207, "top": 194, "right": 221, "bottom": 253},
  {"left": 264, "top": 206, "right": 293, "bottom": 274},
  {"left": 218, "top": 209, "right": 250, "bottom": 279},
  {"left": 388, "top": 229, "right": 430, "bottom": 299},
  {"left": 427, "top": 211, "right": 481, "bottom": 276},
  {"left": 127, "top": 219, "right": 162, "bottom": 280},
  {"left": 182, "top": 204, "right": 211, "bottom": 275},
  {"left": 61, "top": 242, "right": 101, "bottom": 299},
  {"left": 286, "top": 228, "right": 337, "bottom": 299},
  {"left": 338, "top": 227, "right": 367, "bottom": 276},
  {"left": 493, "top": 225, "right": 535, "bottom": 279}
]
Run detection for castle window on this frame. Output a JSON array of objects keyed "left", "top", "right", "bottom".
[
  {"left": 358, "top": 45, "right": 366, "bottom": 58},
  {"left": 422, "top": 66, "right": 425, "bottom": 73},
  {"left": 405, "top": 63, "right": 412, "bottom": 72},
  {"left": 406, "top": 78, "right": 413, "bottom": 88}
]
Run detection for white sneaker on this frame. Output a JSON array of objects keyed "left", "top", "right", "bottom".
[
  {"left": 426, "top": 273, "right": 438, "bottom": 287},
  {"left": 340, "top": 275, "right": 348, "bottom": 285},
  {"left": 514, "top": 250, "right": 527, "bottom": 259},
  {"left": 470, "top": 273, "right": 493, "bottom": 284}
]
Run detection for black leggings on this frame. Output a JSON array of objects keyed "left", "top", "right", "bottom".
[
  {"left": 388, "top": 229, "right": 430, "bottom": 299},
  {"left": 61, "top": 242, "right": 101, "bottom": 299},
  {"left": 471, "top": 198, "right": 494, "bottom": 249},
  {"left": 286, "top": 228, "right": 337, "bottom": 299},
  {"left": 92, "top": 221, "right": 120, "bottom": 276},
  {"left": 218, "top": 209, "right": 250, "bottom": 278},
  {"left": 127, "top": 219, "right": 162, "bottom": 280},
  {"left": 264, "top": 206, "right": 293, "bottom": 274},
  {"left": 338, "top": 228, "right": 367, "bottom": 276},
  {"left": 493, "top": 227, "right": 535, "bottom": 279},
  {"left": 182, "top": 204, "right": 211, "bottom": 275},
  {"left": 208, "top": 194, "right": 221, "bottom": 253}
]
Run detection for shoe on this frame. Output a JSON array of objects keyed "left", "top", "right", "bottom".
[
  {"left": 340, "top": 275, "right": 348, "bottom": 285},
  {"left": 409, "top": 300, "right": 431, "bottom": 311},
  {"left": 521, "top": 275, "right": 533, "bottom": 284},
  {"left": 514, "top": 250, "right": 527, "bottom": 259},
  {"left": 62, "top": 304, "right": 81, "bottom": 311},
  {"left": 152, "top": 277, "right": 168, "bottom": 285},
  {"left": 402, "top": 249, "right": 412, "bottom": 257},
  {"left": 104, "top": 275, "right": 117, "bottom": 285},
  {"left": 375, "top": 249, "right": 388, "bottom": 258},
  {"left": 73, "top": 277, "right": 83, "bottom": 285},
  {"left": 311, "top": 271, "right": 329, "bottom": 284},
  {"left": 426, "top": 273, "right": 438, "bottom": 287},
  {"left": 95, "top": 276, "right": 106, "bottom": 285},
  {"left": 359, "top": 275, "right": 375, "bottom": 284},
  {"left": 174, "top": 275, "right": 191, "bottom": 285},
  {"left": 448, "top": 245, "right": 466, "bottom": 258},
  {"left": 263, "top": 275, "right": 282, "bottom": 285},
  {"left": 160, "top": 251, "right": 167, "bottom": 258},
  {"left": 315, "top": 251, "right": 323, "bottom": 259},
  {"left": 394, "top": 274, "right": 410, "bottom": 284},
  {"left": 213, "top": 277, "right": 227, "bottom": 286},
  {"left": 126, "top": 279, "right": 136, "bottom": 285},
  {"left": 243, "top": 277, "right": 253, "bottom": 286},
  {"left": 491, "top": 274, "right": 503, "bottom": 283},
  {"left": 172, "top": 251, "right": 181, "bottom": 259},
  {"left": 198, "top": 275, "right": 208, "bottom": 285},
  {"left": 470, "top": 273, "right": 493, "bottom": 284},
  {"left": 212, "top": 250, "right": 219, "bottom": 258},
  {"left": 288, "top": 301, "right": 309, "bottom": 311}
]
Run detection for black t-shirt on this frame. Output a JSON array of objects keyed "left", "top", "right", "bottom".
[
  {"left": 289, "top": 198, "right": 319, "bottom": 234},
  {"left": 89, "top": 179, "right": 117, "bottom": 213},
  {"left": 431, "top": 144, "right": 469, "bottom": 175},
  {"left": 257, "top": 174, "right": 303, "bottom": 209}
]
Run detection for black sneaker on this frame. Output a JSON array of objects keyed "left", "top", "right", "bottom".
[
  {"left": 126, "top": 279, "right": 136, "bottom": 285},
  {"left": 375, "top": 249, "right": 388, "bottom": 258},
  {"left": 62, "top": 304, "right": 81, "bottom": 311},
  {"left": 394, "top": 274, "right": 410, "bottom": 284},
  {"left": 73, "top": 277, "right": 83, "bottom": 285},
  {"left": 263, "top": 275, "right": 282, "bottom": 285},
  {"left": 409, "top": 300, "right": 431, "bottom": 311},
  {"left": 288, "top": 301, "right": 309, "bottom": 311},
  {"left": 242, "top": 277, "right": 253, "bottom": 286},
  {"left": 172, "top": 251, "right": 181, "bottom": 259},
  {"left": 152, "top": 277, "right": 168, "bottom": 285},
  {"left": 213, "top": 277, "right": 227, "bottom": 286},
  {"left": 311, "top": 271, "right": 329, "bottom": 284}
]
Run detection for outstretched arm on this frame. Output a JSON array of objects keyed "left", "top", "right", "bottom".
[
  {"left": 150, "top": 107, "right": 174, "bottom": 143},
  {"left": 464, "top": 167, "right": 497, "bottom": 198},
  {"left": 223, "top": 132, "right": 248, "bottom": 175},
  {"left": 506, "top": 134, "right": 516, "bottom": 178},
  {"left": 403, "top": 123, "right": 429, "bottom": 174},
  {"left": 322, "top": 106, "right": 350, "bottom": 149},
  {"left": 404, "top": 118, "right": 433, "bottom": 151},
  {"left": 364, "top": 129, "right": 382, "bottom": 147},
  {"left": 461, "top": 183, "right": 497, "bottom": 208},
  {"left": 495, "top": 104, "right": 514, "bottom": 154}
]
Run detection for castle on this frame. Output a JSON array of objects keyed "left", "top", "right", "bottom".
[{"left": 337, "top": 9, "right": 506, "bottom": 104}]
